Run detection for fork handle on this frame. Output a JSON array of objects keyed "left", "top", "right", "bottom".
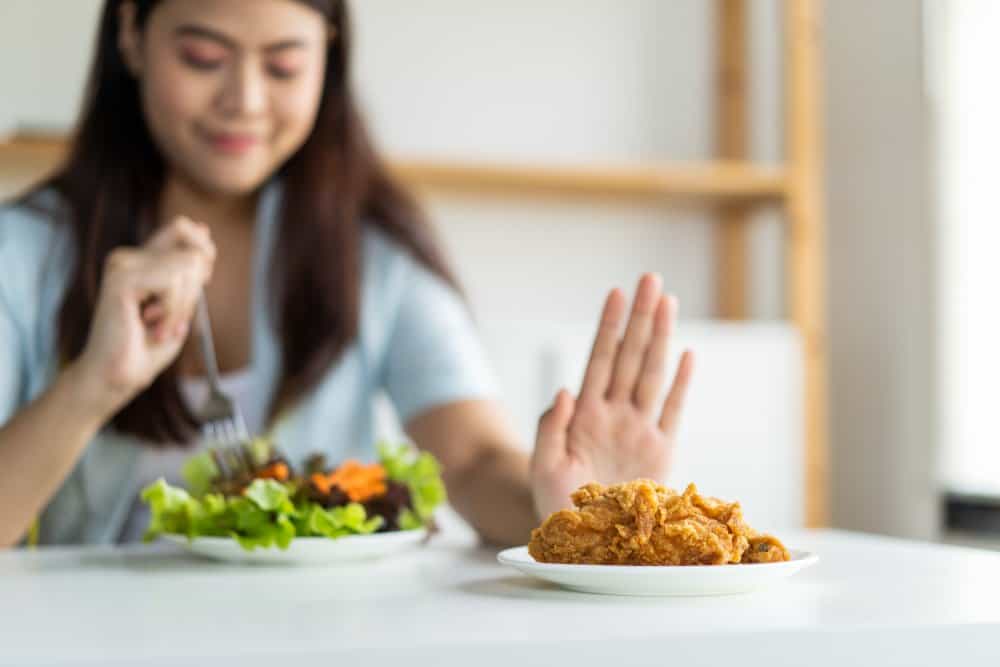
[{"left": 195, "top": 292, "right": 223, "bottom": 392}]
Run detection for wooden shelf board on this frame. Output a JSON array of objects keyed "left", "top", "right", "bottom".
[
  {"left": 392, "top": 159, "right": 787, "bottom": 202},
  {"left": 0, "top": 135, "right": 786, "bottom": 202}
]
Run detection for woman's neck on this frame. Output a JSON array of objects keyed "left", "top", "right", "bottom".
[
  {"left": 162, "top": 173, "right": 259, "bottom": 378},
  {"left": 159, "top": 173, "right": 260, "bottom": 231}
]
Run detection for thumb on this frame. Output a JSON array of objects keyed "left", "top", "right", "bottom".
[{"left": 533, "top": 388, "right": 575, "bottom": 470}]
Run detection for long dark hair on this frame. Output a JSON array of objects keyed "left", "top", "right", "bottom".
[{"left": 30, "top": 0, "right": 458, "bottom": 445}]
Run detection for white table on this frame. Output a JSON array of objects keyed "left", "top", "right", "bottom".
[{"left": 3, "top": 530, "right": 1000, "bottom": 666}]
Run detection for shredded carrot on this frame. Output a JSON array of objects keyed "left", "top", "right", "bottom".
[
  {"left": 311, "top": 472, "right": 334, "bottom": 495},
  {"left": 310, "top": 460, "right": 386, "bottom": 502},
  {"left": 256, "top": 462, "right": 289, "bottom": 482}
]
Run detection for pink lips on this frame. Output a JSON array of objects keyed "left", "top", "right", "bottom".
[{"left": 206, "top": 132, "right": 260, "bottom": 155}]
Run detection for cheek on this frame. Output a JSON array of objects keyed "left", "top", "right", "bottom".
[
  {"left": 142, "top": 61, "right": 216, "bottom": 136},
  {"left": 272, "top": 74, "right": 326, "bottom": 144}
]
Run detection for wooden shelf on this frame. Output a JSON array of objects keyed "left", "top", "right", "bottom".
[
  {"left": 0, "top": 135, "right": 784, "bottom": 203},
  {"left": 392, "top": 159, "right": 786, "bottom": 202}
]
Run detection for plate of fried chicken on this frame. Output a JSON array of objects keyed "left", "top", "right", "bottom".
[{"left": 498, "top": 480, "right": 817, "bottom": 596}]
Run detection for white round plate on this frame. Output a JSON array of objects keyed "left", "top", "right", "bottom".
[
  {"left": 164, "top": 529, "right": 428, "bottom": 565},
  {"left": 497, "top": 546, "right": 818, "bottom": 596}
]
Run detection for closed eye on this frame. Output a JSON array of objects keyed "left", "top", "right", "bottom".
[
  {"left": 266, "top": 65, "right": 300, "bottom": 80},
  {"left": 179, "top": 42, "right": 228, "bottom": 71}
]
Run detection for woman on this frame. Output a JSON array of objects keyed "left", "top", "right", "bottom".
[{"left": 0, "top": 0, "right": 694, "bottom": 547}]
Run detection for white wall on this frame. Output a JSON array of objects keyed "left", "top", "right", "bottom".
[
  {"left": 0, "top": 0, "right": 940, "bottom": 538},
  {"left": 350, "top": 0, "right": 784, "bottom": 323},
  {"left": 930, "top": 1, "right": 1000, "bottom": 498},
  {"left": 824, "top": 0, "right": 939, "bottom": 539},
  {"left": 0, "top": 0, "right": 102, "bottom": 135}
]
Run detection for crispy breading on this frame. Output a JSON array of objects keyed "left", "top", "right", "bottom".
[{"left": 528, "top": 480, "right": 790, "bottom": 566}]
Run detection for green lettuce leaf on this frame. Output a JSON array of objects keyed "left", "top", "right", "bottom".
[
  {"left": 299, "top": 503, "right": 382, "bottom": 539},
  {"left": 141, "top": 478, "right": 194, "bottom": 539},
  {"left": 246, "top": 437, "right": 274, "bottom": 467},
  {"left": 242, "top": 479, "right": 294, "bottom": 513},
  {"left": 141, "top": 479, "right": 230, "bottom": 541},
  {"left": 141, "top": 477, "right": 385, "bottom": 552},
  {"left": 377, "top": 441, "right": 447, "bottom": 524},
  {"left": 181, "top": 452, "right": 219, "bottom": 497},
  {"left": 180, "top": 439, "right": 275, "bottom": 496},
  {"left": 397, "top": 508, "right": 423, "bottom": 531}
]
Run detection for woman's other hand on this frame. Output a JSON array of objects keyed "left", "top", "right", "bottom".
[{"left": 530, "top": 274, "right": 694, "bottom": 519}]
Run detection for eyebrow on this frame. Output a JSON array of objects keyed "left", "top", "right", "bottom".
[{"left": 174, "top": 24, "right": 308, "bottom": 52}]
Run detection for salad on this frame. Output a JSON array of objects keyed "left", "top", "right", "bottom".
[{"left": 141, "top": 440, "right": 446, "bottom": 551}]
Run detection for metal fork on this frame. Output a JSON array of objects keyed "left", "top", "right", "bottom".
[{"left": 195, "top": 291, "right": 250, "bottom": 446}]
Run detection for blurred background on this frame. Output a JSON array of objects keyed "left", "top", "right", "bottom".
[{"left": 0, "top": 0, "right": 996, "bottom": 546}]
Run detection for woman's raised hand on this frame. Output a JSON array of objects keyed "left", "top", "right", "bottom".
[{"left": 530, "top": 274, "right": 694, "bottom": 519}]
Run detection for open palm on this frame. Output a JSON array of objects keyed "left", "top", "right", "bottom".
[{"left": 530, "top": 274, "right": 694, "bottom": 519}]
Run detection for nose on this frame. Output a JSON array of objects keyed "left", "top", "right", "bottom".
[{"left": 218, "top": 57, "right": 267, "bottom": 117}]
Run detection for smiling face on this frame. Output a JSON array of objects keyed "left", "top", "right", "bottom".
[{"left": 119, "top": 0, "right": 330, "bottom": 196}]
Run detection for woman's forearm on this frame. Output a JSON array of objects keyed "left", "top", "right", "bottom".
[
  {"left": 444, "top": 445, "right": 538, "bottom": 547},
  {"left": 0, "top": 362, "right": 114, "bottom": 547},
  {"left": 405, "top": 400, "right": 542, "bottom": 547}
]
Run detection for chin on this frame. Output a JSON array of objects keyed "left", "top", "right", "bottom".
[{"left": 194, "top": 166, "right": 274, "bottom": 197}]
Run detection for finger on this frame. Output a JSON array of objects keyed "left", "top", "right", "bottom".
[
  {"left": 145, "top": 281, "right": 181, "bottom": 345},
  {"left": 147, "top": 217, "right": 217, "bottom": 276},
  {"left": 140, "top": 300, "right": 166, "bottom": 328},
  {"left": 129, "top": 249, "right": 209, "bottom": 343},
  {"left": 578, "top": 289, "right": 626, "bottom": 403},
  {"left": 534, "top": 388, "right": 575, "bottom": 472},
  {"left": 634, "top": 294, "right": 676, "bottom": 413},
  {"left": 133, "top": 246, "right": 213, "bottom": 293},
  {"left": 156, "top": 254, "right": 203, "bottom": 345},
  {"left": 608, "top": 273, "right": 662, "bottom": 401},
  {"left": 102, "top": 248, "right": 167, "bottom": 340},
  {"left": 165, "top": 274, "right": 200, "bottom": 344},
  {"left": 147, "top": 216, "right": 207, "bottom": 247},
  {"left": 658, "top": 349, "right": 695, "bottom": 435}
]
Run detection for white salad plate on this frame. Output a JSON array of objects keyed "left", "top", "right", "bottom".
[
  {"left": 164, "top": 528, "right": 428, "bottom": 565},
  {"left": 497, "top": 546, "right": 819, "bottom": 596}
]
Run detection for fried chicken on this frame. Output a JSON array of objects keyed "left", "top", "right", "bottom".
[{"left": 528, "top": 480, "right": 790, "bottom": 566}]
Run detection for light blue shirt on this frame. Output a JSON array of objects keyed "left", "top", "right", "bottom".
[{"left": 0, "top": 183, "right": 496, "bottom": 545}]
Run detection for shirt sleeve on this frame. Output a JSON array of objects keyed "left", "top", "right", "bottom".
[
  {"left": 380, "top": 253, "right": 497, "bottom": 424},
  {"left": 0, "top": 245, "right": 26, "bottom": 428}
]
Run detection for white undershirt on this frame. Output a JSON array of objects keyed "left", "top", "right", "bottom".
[{"left": 118, "top": 368, "right": 266, "bottom": 543}]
